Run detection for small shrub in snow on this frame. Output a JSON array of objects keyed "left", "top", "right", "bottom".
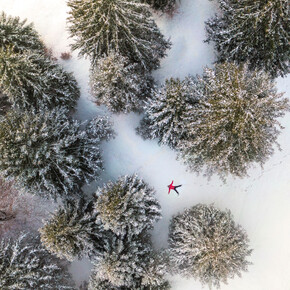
[
  {"left": 90, "top": 51, "right": 153, "bottom": 113},
  {"left": 61, "top": 51, "right": 72, "bottom": 60},
  {"left": 178, "top": 62, "right": 289, "bottom": 179},
  {"left": 205, "top": 0, "right": 289, "bottom": 77},
  {"left": 0, "top": 234, "right": 75, "bottom": 289},
  {"left": 40, "top": 198, "right": 104, "bottom": 261},
  {"left": 94, "top": 174, "right": 161, "bottom": 236},
  {"left": 67, "top": 0, "right": 171, "bottom": 71},
  {"left": 168, "top": 204, "right": 252, "bottom": 288},
  {"left": 0, "top": 108, "right": 113, "bottom": 199}
]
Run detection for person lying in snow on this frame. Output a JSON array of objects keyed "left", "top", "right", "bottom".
[{"left": 168, "top": 181, "right": 182, "bottom": 195}]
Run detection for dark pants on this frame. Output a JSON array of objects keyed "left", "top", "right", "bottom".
[{"left": 173, "top": 185, "right": 182, "bottom": 195}]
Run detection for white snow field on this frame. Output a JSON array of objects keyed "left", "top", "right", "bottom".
[{"left": 1, "top": 0, "right": 289, "bottom": 289}]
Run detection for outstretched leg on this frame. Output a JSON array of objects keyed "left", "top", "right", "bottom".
[
  {"left": 174, "top": 188, "right": 179, "bottom": 195},
  {"left": 174, "top": 185, "right": 182, "bottom": 189}
]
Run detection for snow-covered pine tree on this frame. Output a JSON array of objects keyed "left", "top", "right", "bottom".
[
  {"left": 90, "top": 235, "right": 150, "bottom": 288},
  {"left": 168, "top": 204, "right": 252, "bottom": 288},
  {"left": 140, "top": 251, "right": 171, "bottom": 290},
  {"left": 205, "top": 0, "right": 289, "bottom": 77},
  {"left": 67, "top": 0, "right": 171, "bottom": 71},
  {"left": 43, "top": 59, "right": 80, "bottom": 110},
  {"left": 40, "top": 198, "right": 105, "bottom": 261},
  {"left": 0, "top": 11, "right": 44, "bottom": 54},
  {"left": 142, "top": 0, "right": 177, "bottom": 13},
  {"left": 94, "top": 174, "right": 161, "bottom": 236},
  {"left": 0, "top": 234, "right": 75, "bottom": 289},
  {"left": 0, "top": 108, "right": 113, "bottom": 199},
  {"left": 89, "top": 276, "right": 170, "bottom": 290},
  {"left": 137, "top": 77, "right": 201, "bottom": 149},
  {"left": 0, "top": 47, "right": 45, "bottom": 109},
  {"left": 90, "top": 51, "right": 153, "bottom": 113},
  {"left": 0, "top": 46, "right": 79, "bottom": 111},
  {"left": 178, "top": 62, "right": 289, "bottom": 179},
  {"left": 89, "top": 234, "right": 170, "bottom": 289}
]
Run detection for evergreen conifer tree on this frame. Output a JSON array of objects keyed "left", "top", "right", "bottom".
[
  {"left": 67, "top": 0, "right": 171, "bottom": 71},
  {"left": 137, "top": 77, "right": 201, "bottom": 149},
  {"left": 90, "top": 235, "right": 150, "bottom": 288},
  {"left": 0, "top": 108, "right": 113, "bottom": 199},
  {"left": 89, "top": 174, "right": 169, "bottom": 289},
  {"left": 0, "top": 234, "right": 75, "bottom": 289},
  {"left": 140, "top": 251, "right": 171, "bottom": 290},
  {"left": 89, "top": 234, "right": 170, "bottom": 289},
  {"left": 178, "top": 62, "right": 289, "bottom": 179},
  {"left": 40, "top": 198, "right": 105, "bottom": 261},
  {"left": 205, "top": 0, "right": 289, "bottom": 77},
  {"left": 43, "top": 59, "right": 80, "bottom": 110},
  {"left": 90, "top": 51, "right": 153, "bottom": 113},
  {"left": 168, "top": 204, "right": 252, "bottom": 288},
  {"left": 0, "top": 47, "right": 79, "bottom": 110},
  {"left": 94, "top": 174, "right": 161, "bottom": 236},
  {"left": 0, "top": 12, "right": 44, "bottom": 53}
]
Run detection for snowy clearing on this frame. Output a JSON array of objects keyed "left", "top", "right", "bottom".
[{"left": 0, "top": 0, "right": 289, "bottom": 289}]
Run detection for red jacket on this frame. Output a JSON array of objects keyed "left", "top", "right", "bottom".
[{"left": 168, "top": 181, "right": 175, "bottom": 194}]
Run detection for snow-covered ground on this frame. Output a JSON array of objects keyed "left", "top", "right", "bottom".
[{"left": 1, "top": 0, "right": 289, "bottom": 289}]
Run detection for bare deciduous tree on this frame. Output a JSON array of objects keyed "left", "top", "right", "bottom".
[{"left": 0, "top": 177, "right": 55, "bottom": 238}]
